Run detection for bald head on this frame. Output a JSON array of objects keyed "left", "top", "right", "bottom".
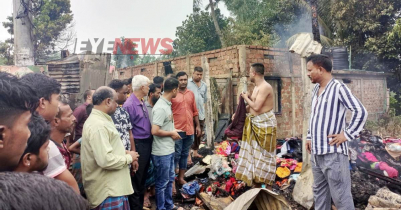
[
  {"left": 92, "top": 86, "right": 118, "bottom": 115},
  {"left": 93, "top": 87, "right": 115, "bottom": 105}
]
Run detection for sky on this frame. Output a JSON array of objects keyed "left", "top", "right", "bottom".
[{"left": 0, "top": 0, "right": 230, "bottom": 53}]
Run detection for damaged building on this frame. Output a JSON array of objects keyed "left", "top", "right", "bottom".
[
  {"left": 46, "top": 52, "right": 113, "bottom": 108},
  {"left": 116, "top": 42, "right": 389, "bottom": 139}
]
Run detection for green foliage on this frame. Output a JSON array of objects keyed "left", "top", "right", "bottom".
[
  {"left": 135, "top": 54, "right": 158, "bottom": 65},
  {"left": 113, "top": 37, "right": 138, "bottom": 69},
  {"left": 2, "top": 0, "right": 73, "bottom": 62},
  {"left": 174, "top": 10, "right": 228, "bottom": 56},
  {"left": 366, "top": 109, "right": 401, "bottom": 137},
  {"left": 0, "top": 41, "right": 13, "bottom": 65},
  {"left": 390, "top": 92, "right": 401, "bottom": 116},
  {"left": 329, "top": 0, "right": 401, "bottom": 101}
]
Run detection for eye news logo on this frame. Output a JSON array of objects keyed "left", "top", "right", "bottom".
[{"left": 73, "top": 38, "right": 174, "bottom": 55}]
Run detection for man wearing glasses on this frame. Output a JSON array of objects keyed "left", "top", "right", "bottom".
[{"left": 123, "top": 75, "right": 153, "bottom": 210}]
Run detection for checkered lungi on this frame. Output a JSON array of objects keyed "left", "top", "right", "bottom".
[{"left": 91, "top": 196, "right": 130, "bottom": 210}]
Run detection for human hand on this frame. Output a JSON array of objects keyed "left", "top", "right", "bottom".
[
  {"left": 171, "top": 130, "right": 182, "bottom": 140},
  {"left": 328, "top": 131, "right": 347, "bottom": 147},
  {"left": 306, "top": 140, "right": 312, "bottom": 154},
  {"left": 231, "top": 113, "right": 236, "bottom": 121},
  {"left": 131, "top": 161, "right": 139, "bottom": 173},
  {"left": 240, "top": 92, "right": 248, "bottom": 99},
  {"left": 196, "top": 126, "right": 201, "bottom": 138},
  {"left": 127, "top": 151, "right": 139, "bottom": 161}
]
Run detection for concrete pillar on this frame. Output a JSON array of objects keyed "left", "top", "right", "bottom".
[{"left": 13, "top": 0, "right": 35, "bottom": 66}]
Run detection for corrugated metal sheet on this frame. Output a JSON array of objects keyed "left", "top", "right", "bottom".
[
  {"left": 289, "top": 33, "right": 322, "bottom": 57},
  {"left": 47, "top": 55, "right": 81, "bottom": 94}
]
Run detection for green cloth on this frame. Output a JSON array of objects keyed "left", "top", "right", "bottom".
[
  {"left": 152, "top": 96, "right": 175, "bottom": 156},
  {"left": 81, "top": 109, "right": 133, "bottom": 208}
]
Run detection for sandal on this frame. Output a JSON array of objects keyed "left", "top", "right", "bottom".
[{"left": 172, "top": 206, "right": 184, "bottom": 210}]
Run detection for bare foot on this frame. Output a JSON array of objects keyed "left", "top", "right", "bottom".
[
  {"left": 144, "top": 190, "right": 151, "bottom": 208},
  {"left": 187, "top": 156, "right": 193, "bottom": 166},
  {"left": 177, "top": 178, "right": 187, "bottom": 185},
  {"left": 172, "top": 181, "right": 177, "bottom": 196}
]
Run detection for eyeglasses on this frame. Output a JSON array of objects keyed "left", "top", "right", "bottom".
[{"left": 141, "top": 103, "right": 148, "bottom": 118}]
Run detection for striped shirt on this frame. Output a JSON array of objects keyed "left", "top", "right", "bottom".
[{"left": 307, "top": 79, "right": 368, "bottom": 155}]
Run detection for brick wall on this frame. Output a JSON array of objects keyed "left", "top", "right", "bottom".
[{"left": 333, "top": 72, "right": 387, "bottom": 121}]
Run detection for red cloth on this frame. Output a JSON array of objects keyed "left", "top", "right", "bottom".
[
  {"left": 225, "top": 97, "right": 246, "bottom": 139},
  {"left": 379, "top": 162, "right": 399, "bottom": 178}
]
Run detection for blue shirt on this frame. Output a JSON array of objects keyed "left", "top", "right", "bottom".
[{"left": 187, "top": 78, "right": 207, "bottom": 120}]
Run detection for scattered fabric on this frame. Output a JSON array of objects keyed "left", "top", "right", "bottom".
[
  {"left": 276, "top": 167, "right": 291, "bottom": 178},
  {"left": 181, "top": 181, "right": 200, "bottom": 197},
  {"left": 378, "top": 162, "right": 399, "bottom": 178},
  {"left": 386, "top": 143, "right": 401, "bottom": 159},
  {"left": 294, "top": 163, "right": 303, "bottom": 173},
  {"left": 358, "top": 152, "right": 379, "bottom": 163},
  {"left": 216, "top": 141, "right": 231, "bottom": 156}
]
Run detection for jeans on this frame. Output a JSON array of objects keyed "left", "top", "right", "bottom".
[
  {"left": 175, "top": 134, "right": 194, "bottom": 169},
  {"left": 152, "top": 153, "right": 175, "bottom": 210},
  {"left": 128, "top": 137, "right": 153, "bottom": 210}
]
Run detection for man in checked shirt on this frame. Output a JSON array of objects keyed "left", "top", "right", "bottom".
[{"left": 306, "top": 54, "right": 368, "bottom": 210}]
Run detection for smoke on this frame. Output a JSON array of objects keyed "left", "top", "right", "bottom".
[{"left": 273, "top": 12, "right": 323, "bottom": 48}]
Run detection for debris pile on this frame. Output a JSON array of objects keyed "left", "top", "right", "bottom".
[{"left": 179, "top": 130, "right": 401, "bottom": 210}]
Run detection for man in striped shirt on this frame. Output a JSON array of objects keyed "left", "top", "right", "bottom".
[{"left": 306, "top": 54, "right": 367, "bottom": 210}]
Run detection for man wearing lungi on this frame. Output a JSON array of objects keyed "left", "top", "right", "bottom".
[{"left": 235, "top": 63, "right": 277, "bottom": 189}]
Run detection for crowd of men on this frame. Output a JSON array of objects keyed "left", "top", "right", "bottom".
[
  {"left": 0, "top": 54, "right": 367, "bottom": 210},
  {"left": 0, "top": 66, "right": 208, "bottom": 210}
]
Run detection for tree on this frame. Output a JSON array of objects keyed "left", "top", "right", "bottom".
[
  {"left": 2, "top": 0, "right": 74, "bottom": 62},
  {"left": 174, "top": 10, "right": 228, "bottom": 56},
  {"left": 206, "top": 0, "right": 226, "bottom": 47},
  {"left": 0, "top": 41, "right": 13, "bottom": 65},
  {"left": 193, "top": 0, "right": 202, "bottom": 12},
  {"left": 113, "top": 37, "right": 138, "bottom": 69},
  {"left": 135, "top": 54, "right": 158, "bottom": 65}
]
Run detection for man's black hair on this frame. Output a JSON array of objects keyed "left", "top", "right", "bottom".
[
  {"left": 0, "top": 172, "right": 89, "bottom": 210},
  {"left": 108, "top": 79, "right": 125, "bottom": 91},
  {"left": 194, "top": 67, "right": 203, "bottom": 72},
  {"left": 153, "top": 76, "right": 164, "bottom": 85},
  {"left": 21, "top": 113, "right": 50, "bottom": 157},
  {"left": 86, "top": 104, "right": 94, "bottom": 115},
  {"left": 306, "top": 54, "right": 332, "bottom": 72},
  {"left": 176, "top": 71, "right": 188, "bottom": 79},
  {"left": 92, "top": 88, "right": 114, "bottom": 106},
  {"left": 20, "top": 73, "right": 61, "bottom": 101},
  {"left": 164, "top": 78, "right": 179, "bottom": 92},
  {"left": 0, "top": 72, "right": 38, "bottom": 127},
  {"left": 148, "top": 83, "right": 162, "bottom": 96},
  {"left": 83, "top": 89, "right": 94, "bottom": 101},
  {"left": 127, "top": 77, "right": 133, "bottom": 85},
  {"left": 251, "top": 63, "right": 265, "bottom": 75}
]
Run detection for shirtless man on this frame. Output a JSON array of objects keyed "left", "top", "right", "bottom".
[{"left": 235, "top": 63, "right": 277, "bottom": 189}]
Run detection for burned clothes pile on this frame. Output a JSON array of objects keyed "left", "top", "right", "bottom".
[
  {"left": 349, "top": 130, "right": 401, "bottom": 179},
  {"left": 274, "top": 137, "right": 303, "bottom": 190}
]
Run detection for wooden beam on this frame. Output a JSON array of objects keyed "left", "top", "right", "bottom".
[{"left": 202, "top": 56, "right": 215, "bottom": 148}]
